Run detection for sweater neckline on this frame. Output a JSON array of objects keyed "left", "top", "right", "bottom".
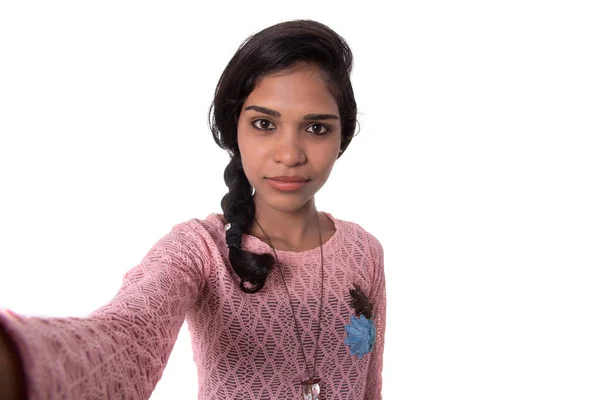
[{"left": 210, "top": 211, "right": 340, "bottom": 257}]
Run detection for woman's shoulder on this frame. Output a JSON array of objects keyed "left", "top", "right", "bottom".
[
  {"left": 175, "top": 212, "right": 225, "bottom": 241},
  {"left": 331, "top": 215, "right": 384, "bottom": 288},
  {"left": 321, "top": 213, "right": 384, "bottom": 270},
  {"left": 333, "top": 214, "right": 383, "bottom": 251},
  {"left": 165, "top": 212, "right": 228, "bottom": 255},
  {"left": 179, "top": 212, "right": 225, "bottom": 232}
]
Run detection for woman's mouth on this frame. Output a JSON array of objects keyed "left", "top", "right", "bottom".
[{"left": 266, "top": 177, "right": 309, "bottom": 192}]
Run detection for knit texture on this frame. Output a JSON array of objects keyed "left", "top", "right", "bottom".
[{"left": 0, "top": 211, "right": 386, "bottom": 399}]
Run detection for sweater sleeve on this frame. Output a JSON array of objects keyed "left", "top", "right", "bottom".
[
  {"left": 0, "top": 221, "right": 206, "bottom": 400},
  {"left": 364, "top": 233, "right": 386, "bottom": 400}
]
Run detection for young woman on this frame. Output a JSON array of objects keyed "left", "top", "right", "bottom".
[{"left": 0, "top": 19, "right": 386, "bottom": 400}]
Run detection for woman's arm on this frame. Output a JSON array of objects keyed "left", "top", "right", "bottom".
[
  {"left": 364, "top": 233, "right": 386, "bottom": 400},
  {"left": 0, "top": 221, "right": 207, "bottom": 399}
]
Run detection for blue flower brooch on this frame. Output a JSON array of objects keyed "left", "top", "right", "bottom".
[{"left": 344, "top": 283, "right": 376, "bottom": 359}]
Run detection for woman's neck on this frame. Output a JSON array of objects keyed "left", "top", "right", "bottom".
[{"left": 248, "top": 196, "right": 322, "bottom": 252}]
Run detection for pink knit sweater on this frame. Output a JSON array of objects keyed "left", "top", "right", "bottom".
[{"left": 0, "top": 212, "right": 386, "bottom": 399}]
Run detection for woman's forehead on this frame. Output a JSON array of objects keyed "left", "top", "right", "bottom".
[{"left": 246, "top": 74, "right": 337, "bottom": 114}]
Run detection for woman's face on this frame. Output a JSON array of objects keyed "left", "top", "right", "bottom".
[{"left": 237, "top": 64, "right": 342, "bottom": 213}]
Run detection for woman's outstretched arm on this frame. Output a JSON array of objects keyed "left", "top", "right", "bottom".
[{"left": 0, "top": 221, "right": 207, "bottom": 399}]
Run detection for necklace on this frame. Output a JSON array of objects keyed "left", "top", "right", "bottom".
[{"left": 254, "top": 210, "right": 325, "bottom": 400}]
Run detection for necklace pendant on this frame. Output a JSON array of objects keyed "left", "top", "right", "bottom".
[{"left": 301, "top": 377, "right": 321, "bottom": 400}]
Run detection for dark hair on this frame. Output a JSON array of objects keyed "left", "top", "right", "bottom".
[{"left": 208, "top": 19, "right": 358, "bottom": 293}]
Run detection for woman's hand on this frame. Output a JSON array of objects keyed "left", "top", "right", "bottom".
[{"left": 0, "top": 323, "right": 27, "bottom": 400}]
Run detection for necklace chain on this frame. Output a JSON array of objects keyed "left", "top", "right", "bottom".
[{"left": 253, "top": 210, "right": 325, "bottom": 382}]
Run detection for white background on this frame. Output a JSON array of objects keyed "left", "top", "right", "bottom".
[{"left": 1, "top": 1, "right": 599, "bottom": 399}]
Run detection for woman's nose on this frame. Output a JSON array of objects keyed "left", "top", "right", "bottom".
[{"left": 274, "top": 131, "right": 307, "bottom": 166}]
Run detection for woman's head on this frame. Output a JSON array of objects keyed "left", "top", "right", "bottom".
[{"left": 208, "top": 19, "right": 358, "bottom": 293}]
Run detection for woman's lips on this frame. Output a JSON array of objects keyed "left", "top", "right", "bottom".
[{"left": 266, "top": 178, "right": 309, "bottom": 192}]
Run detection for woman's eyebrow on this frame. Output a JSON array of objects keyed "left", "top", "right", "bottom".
[{"left": 244, "top": 105, "right": 339, "bottom": 121}]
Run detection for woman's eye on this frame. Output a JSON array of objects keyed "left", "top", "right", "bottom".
[
  {"left": 308, "top": 123, "right": 330, "bottom": 136},
  {"left": 251, "top": 119, "right": 275, "bottom": 131}
]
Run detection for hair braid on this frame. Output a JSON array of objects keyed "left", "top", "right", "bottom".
[{"left": 221, "top": 154, "right": 274, "bottom": 293}]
